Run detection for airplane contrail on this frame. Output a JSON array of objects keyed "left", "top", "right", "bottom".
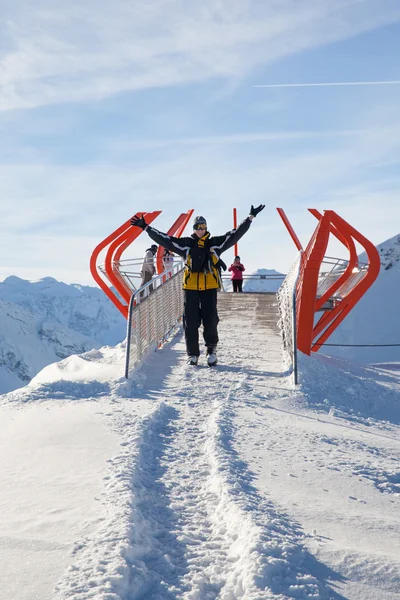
[{"left": 253, "top": 81, "right": 400, "bottom": 88}]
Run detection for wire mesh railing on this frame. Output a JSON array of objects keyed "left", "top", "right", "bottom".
[
  {"left": 276, "top": 251, "right": 302, "bottom": 385},
  {"left": 316, "top": 256, "right": 369, "bottom": 309},
  {"left": 123, "top": 259, "right": 288, "bottom": 378},
  {"left": 124, "top": 261, "right": 185, "bottom": 378}
]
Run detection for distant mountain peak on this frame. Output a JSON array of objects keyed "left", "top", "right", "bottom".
[
  {"left": 378, "top": 234, "right": 400, "bottom": 271},
  {"left": 0, "top": 277, "right": 126, "bottom": 346},
  {"left": 3, "top": 276, "right": 28, "bottom": 286},
  {"left": 0, "top": 277, "right": 127, "bottom": 394}
]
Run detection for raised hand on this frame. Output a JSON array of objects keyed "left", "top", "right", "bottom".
[
  {"left": 250, "top": 204, "right": 265, "bottom": 218},
  {"left": 130, "top": 214, "right": 147, "bottom": 229}
]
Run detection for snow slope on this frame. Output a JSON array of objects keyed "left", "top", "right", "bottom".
[
  {"left": 0, "top": 293, "right": 399, "bottom": 599},
  {"left": 326, "top": 233, "right": 400, "bottom": 364},
  {"left": 0, "top": 400, "right": 119, "bottom": 600}
]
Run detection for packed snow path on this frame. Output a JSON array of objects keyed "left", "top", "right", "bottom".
[
  {"left": 1, "top": 292, "right": 399, "bottom": 599},
  {"left": 57, "top": 293, "right": 324, "bottom": 600}
]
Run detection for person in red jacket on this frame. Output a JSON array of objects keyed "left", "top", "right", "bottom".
[{"left": 228, "top": 256, "right": 245, "bottom": 292}]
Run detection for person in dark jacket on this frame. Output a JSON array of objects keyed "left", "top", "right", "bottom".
[
  {"left": 130, "top": 205, "right": 265, "bottom": 366},
  {"left": 228, "top": 256, "right": 245, "bottom": 292}
]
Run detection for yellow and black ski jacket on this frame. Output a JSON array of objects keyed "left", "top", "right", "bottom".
[{"left": 146, "top": 217, "right": 252, "bottom": 291}]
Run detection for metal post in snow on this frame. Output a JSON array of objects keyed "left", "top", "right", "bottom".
[
  {"left": 124, "top": 292, "right": 136, "bottom": 379},
  {"left": 292, "top": 288, "right": 298, "bottom": 385}
]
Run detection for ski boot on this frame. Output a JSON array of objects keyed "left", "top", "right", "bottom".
[{"left": 207, "top": 347, "right": 217, "bottom": 367}]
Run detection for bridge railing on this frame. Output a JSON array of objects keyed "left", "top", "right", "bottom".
[
  {"left": 276, "top": 252, "right": 302, "bottom": 385},
  {"left": 316, "top": 256, "right": 369, "bottom": 309},
  {"left": 220, "top": 273, "right": 285, "bottom": 292},
  {"left": 124, "top": 261, "right": 185, "bottom": 378}
]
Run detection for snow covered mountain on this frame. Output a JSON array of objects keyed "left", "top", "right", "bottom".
[
  {"left": 0, "top": 276, "right": 126, "bottom": 346},
  {"left": 377, "top": 232, "right": 400, "bottom": 271},
  {"left": 325, "top": 233, "right": 400, "bottom": 365},
  {"left": 0, "top": 276, "right": 126, "bottom": 394},
  {"left": 0, "top": 298, "right": 102, "bottom": 394}
]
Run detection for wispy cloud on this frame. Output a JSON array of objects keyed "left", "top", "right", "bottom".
[
  {"left": 99, "top": 127, "right": 400, "bottom": 153},
  {"left": 2, "top": 116, "right": 400, "bottom": 254},
  {"left": 1, "top": 0, "right": 400, "bottom": 111},
  {"left": 4, "top": 156, "right": 399, "bottom": 285},
  {"left": 253, "top": 81, "right": 400, "bottom": 88},
  {"left": 2, "top": 2, "right": 400, "bottom": 283}
]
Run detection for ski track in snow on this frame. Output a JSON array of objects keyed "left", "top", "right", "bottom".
[
  {"left": 56, "top": 366, "right": 323, "bottom": 599},
  {"left": 55, "top": 295, "right": 330, "bottom": 599},
  {"left": 139, "top": 366, "right": 321, "bottom": 600},
  {"left": 51, "top": 293, "right": 400, "bottom": 599}
]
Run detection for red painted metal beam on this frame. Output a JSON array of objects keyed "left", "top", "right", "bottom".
[
  {"left": 105, "top": 211, "right": 161, "bottom": 304},
  {"left": 90, "top": 211, "right": 161, "bottom": 318},
  {"left": 155, "top": 211, "right": 193, "bottom": 275},
  {"left": 233, "top": 207, "right": 238, "bottom": 258},
  {"left": 276, "top": 208, "right": 303, "bottom": 252}
]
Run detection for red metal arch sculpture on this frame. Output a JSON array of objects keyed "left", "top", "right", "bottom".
[
  {"left": 90, "top": 210, "right": 194, "bottom": 318},
  {"left": 155, "top": 210, "right": 194, "bottom": 275},
  {"left": 90, "top": 212, "right": 161, "bottom": 318},
  {"left": 277, "top": 208, "right": 380, "bottom": 355}
]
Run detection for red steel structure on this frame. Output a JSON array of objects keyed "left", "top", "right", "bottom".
[
  {"left": 90, "top": 212, "right": 161, "bottom": 318},
  {"left": 233, "top": 208, "right": 238, "bottom": 258},
  {"left": 277, "top": 208, "right": 380, "bottom": 355},
  {"left": 155, "top": 210, "right": 194, "bottom": 275},
  {"left": 90, "top": 210, "right": 193, "bottom": 318}
]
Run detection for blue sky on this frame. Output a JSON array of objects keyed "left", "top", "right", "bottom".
[{"left": 1, "top": 0, "right": 400, "bottom": 284}]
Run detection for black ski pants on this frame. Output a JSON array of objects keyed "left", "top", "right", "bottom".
[
  {"left": 232, "top": 280, "right": 243, "bottom": 292},
  {"left": 183, "top": 289, "right": 219, "bottom": 356}
]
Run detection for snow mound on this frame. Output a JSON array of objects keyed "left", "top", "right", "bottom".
[
  {"left": 31, "top": 345, "right": 126, "bottom": 386},
  {"left": 299, "top": 352, "right": 400, "bottom": 426}
]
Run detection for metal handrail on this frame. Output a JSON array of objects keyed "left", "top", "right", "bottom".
[
  {"left": 132, "top": 261, "right": 184, "bottom": 303},
  {"left": 277, "top": 251, "right": 302, "bottom": 386},
  {"left": 99, "top": 257, "right": 184, "bottom": 293},
  {"left": 104, "top": 257, "right": 285, "bottom": 292},
  {"left": 221, "top": 273, "right": 285, "bottom": 280},
  {"left": 125, "top": 261, "right": 185, "bottom": 377},
  {"left": 317, "top": 256, "right": 369, "bottom": 302}
]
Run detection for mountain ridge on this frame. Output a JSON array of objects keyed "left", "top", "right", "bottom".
[{"left": 0, "top": 276, "right": 126, "bottom": 394}]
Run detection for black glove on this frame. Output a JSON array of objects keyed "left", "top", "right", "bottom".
[
  {"left": 250, "top": 204, "right": 265, "bottom": 218},
  {"left": 217, "top": 258, "right": 227, "bottom": 271},
  {"left": 130, "top": 214, "right": 147, "bottom": 229}
]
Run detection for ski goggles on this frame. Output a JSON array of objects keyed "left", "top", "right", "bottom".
[{"left": 193, "top": 223, "right": 207, "bottom": 231}]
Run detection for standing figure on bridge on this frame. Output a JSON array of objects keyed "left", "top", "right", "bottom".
[
  {"left": 130, "top": 205, "right": 265, "bottom": 366},
  {"left": 228, "top": 256, "right": 245, "bottom": 292},
  {"left": 140, "top": 244, "right": 158, "bottom": 295},
  {"left": 162, "top": 248, "right": 174, "bottom": 271}
]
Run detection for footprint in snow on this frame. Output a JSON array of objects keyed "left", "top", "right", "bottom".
[{"left": 349, "top": 496, "right": 367, "bottom": 503}]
